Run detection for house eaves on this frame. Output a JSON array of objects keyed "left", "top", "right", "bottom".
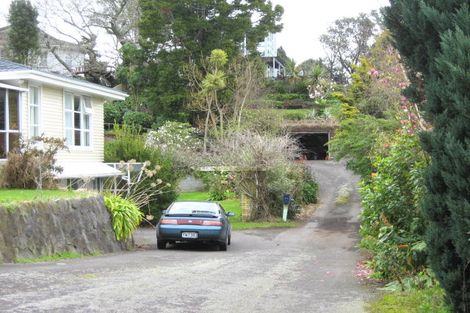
[{"left": 0, "top": 70, "right": 128, "bottom": 101}]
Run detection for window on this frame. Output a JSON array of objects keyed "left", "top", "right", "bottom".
[
  {"left": 0, "top": 88, "right": 21, "bottom": 159},
  {"left": 64, "top": 93, "right": 91, "bottom": 147},
  {"left": 29, "top": 86, "right": 41, "bottom": 138}
]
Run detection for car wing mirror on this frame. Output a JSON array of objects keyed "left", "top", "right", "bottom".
[
  {"left": 226, "top": 212, "right": 235, "bottom": 217},
  {"left": 162, "top": 210, "right": 167, "bottom": 214}
]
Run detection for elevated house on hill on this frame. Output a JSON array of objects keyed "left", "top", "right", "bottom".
[
  {"left": 0, "top": 26, "right": 85, "bottom": 76},
  {"left": 258, "top": 33, "right": 285, "bottom": 79},
  {"left": 0, "top": 59, "right": 127, "bottom": 189}
]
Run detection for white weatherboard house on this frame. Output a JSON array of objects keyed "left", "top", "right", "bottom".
[{"left": 0, "top": 59, "right": 127, "bottom": 188}]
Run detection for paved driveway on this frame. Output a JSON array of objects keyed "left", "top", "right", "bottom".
[{"left": 0, "top": 161, "right": 375, "bottom": 313}]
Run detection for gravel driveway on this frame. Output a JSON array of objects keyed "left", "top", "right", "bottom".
[{"left": 0, "top": 161, "right": 375, "bottom": 313}]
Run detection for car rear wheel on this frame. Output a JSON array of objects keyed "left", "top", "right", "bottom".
[
  {"left": 219, "top": 234, "right": 228, "bottom": 251},
  {"left": 228, "top": 233, "right": 231, "bottom": 246},
  {"left": 157, "top": 239, "right": 167, "bottom": 250}
]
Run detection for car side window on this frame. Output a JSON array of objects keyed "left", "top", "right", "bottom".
[{"left": 219, "top": 205, "right": 226, "bottom": 215}]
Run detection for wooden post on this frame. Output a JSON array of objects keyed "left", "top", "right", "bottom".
[{"left": 240, "top": 193, "right": 252, "bottom": 222}]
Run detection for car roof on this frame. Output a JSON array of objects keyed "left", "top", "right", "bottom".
[{"left": 172, "top": 200, "right": 218, "bottom": 203}]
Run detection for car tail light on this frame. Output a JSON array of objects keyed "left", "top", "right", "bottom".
[
  {"left": 202, "top": 220, "right": 223, "bottom": 226},
  {"left": 160, "top": 219, "right": 178, "bottom": 225}
]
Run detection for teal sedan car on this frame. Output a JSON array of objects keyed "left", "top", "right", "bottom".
[{"left": 156, "top": 201, "right": 235, "bottom": 251}]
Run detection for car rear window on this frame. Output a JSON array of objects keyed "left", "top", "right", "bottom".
[{"left": 167, "top": 202, "right": 220, "bottom": 215}]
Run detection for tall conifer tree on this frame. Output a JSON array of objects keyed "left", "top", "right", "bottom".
[
  {"left": 7, "top": 0, "right": 39, "bottom": 65},
  {"left": 385, "top": 1, "right": 470, "bottom": 311}
]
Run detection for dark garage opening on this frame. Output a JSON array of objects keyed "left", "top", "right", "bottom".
[{"left": 296, "top": 133, "right": 329, "bottom": 160}]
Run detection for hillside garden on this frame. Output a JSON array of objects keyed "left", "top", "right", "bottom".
[{"left": 2, "top": 1, "right": 470, "bottom": 311}]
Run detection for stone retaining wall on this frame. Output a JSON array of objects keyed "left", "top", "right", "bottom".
[{"left": 0, "top": 196, "right": 129, "bottom": 263}]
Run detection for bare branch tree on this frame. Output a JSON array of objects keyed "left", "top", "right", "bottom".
[{"left": 320, "top": 13, "right": 377, "bottom": 83}]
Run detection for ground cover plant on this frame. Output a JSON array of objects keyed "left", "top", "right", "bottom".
[{"left": 366, "top": 286, "right": 451, "bottom": 313}]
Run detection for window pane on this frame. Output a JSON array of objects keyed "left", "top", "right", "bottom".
[
  {"left": 0, "top": 133, "right": 5, "bottom": 158},
  {"left": 65, "top": 93, "right": 73, "bottom": 110},
  {"left": 84, "top": 131, "right": 90, "bottom": 146},
  {"left": 31, "top": 106, "right": 39, "bottom": 125},
  {"left": 74, "top": 112, "right": 81, "bottom": 128},
  {"left": 83, "top": 96, "right": 92, "bottom": 113},
  {"left": 8, "top": 90, "right": 19, "bottom": 130},
  {"left": 0, "top": 89, "right": 5, "bottom": 130},
  {"left": 65, "top": 129, "right": 73, "bottom": 145},
  {"left": 30, "top": 87, "right": 38, "bottom": 105},
  {"left": 84, "top": 114, "right": 90, "bottom": 130},
  {"left": 74, "top": 130, "right": 81, "bottom": 146},
  {"left": 83, "top": 96, "right": 91, "bottom": 108},
  {"left": 74, "top": 96, "right": 80, "bottom": 111},
  {"left": 9, "top": 133, "right": 19, "bottom": 152},
  {"left": 65, "top": 112, "right": 72, "bottom": 128}
]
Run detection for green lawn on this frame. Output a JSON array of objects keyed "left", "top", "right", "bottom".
[
  {"left": 177, "top": 191, "right": 297, "bottom": 230},
  {"left": 0, "top": 189, "right": 92, "bottom": 207}
]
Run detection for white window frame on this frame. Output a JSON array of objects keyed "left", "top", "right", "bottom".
[
  {"left": 0, "top": 88, "right": 22, "bottom": 159},
  {"left": 28, "top": 85, "right": 42, "bottom": 138},
  {"left": 64, "top": 92, "right": 92, "bottom": 149}
]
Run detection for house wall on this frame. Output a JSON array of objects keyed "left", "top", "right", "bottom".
[{"left": 21, "top": 82, "right": 105, "bottom": 163}]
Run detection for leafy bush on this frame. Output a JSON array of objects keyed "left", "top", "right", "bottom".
[
  {"left": 360, "top": 132, "right": 428, "bottom": 280},
  {"left": 301, "top": 178, "right": 318, "bottom": 204},
  {"left": 329, "top": 113, "right": 399, "bottom": 177},
  {"left": 2, "top": 136, "right": 66, "bottom": 189},
  {"left": 104, "top": 101, "right": 128, "bottom": 126},
  {"left": 104, "top": 124, "right": 184, "bottom": 218},
  {"left": 210, "top": 172, "right": 235, "bottom": 201},
  {"left": 193, "top": 171, "right": 235, "bottom": 201},
  {"left": 104, "top": 194, "right": 143, "bottom": 241},
  {"left": 123, "top": 111, "right": 153, "bottom": 129}
]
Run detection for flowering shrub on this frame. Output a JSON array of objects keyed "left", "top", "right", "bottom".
[{"left": 146, "top": 121, "right": 201, "bottom": 155}]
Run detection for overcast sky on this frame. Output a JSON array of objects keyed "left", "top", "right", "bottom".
[{"left": 0, "top": 0, "right": 390, "bottom": 63}]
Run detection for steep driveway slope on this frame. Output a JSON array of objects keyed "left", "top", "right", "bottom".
[{"left": 0, "top": 161, "right": 373, "bottom": 313}]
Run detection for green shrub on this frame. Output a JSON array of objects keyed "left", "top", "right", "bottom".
[
  {"left": 123, "top": 111, "right": 153, "bottom": 129},
  {"left": 104, "top": 194, "right": 143, "bottom": 241},
  {"left": 301, "top": 179, "right": 318, "bottom": 204},
  {"left": 360, "top": 132, "right": 428, "bottom": 280},
  {"left": 104, "top": 124, "right": 183, "bottom": 218},
  {"left": 104, "top": 101, "right": 127, "bottom": 126}
]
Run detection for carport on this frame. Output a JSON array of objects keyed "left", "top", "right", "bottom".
[{"left": 294, "top": 132, "right": 330, "bottom": 160}]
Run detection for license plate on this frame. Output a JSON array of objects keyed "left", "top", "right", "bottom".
[{"left": 181, "top": 232, "right": 198, "bottom": 239}]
